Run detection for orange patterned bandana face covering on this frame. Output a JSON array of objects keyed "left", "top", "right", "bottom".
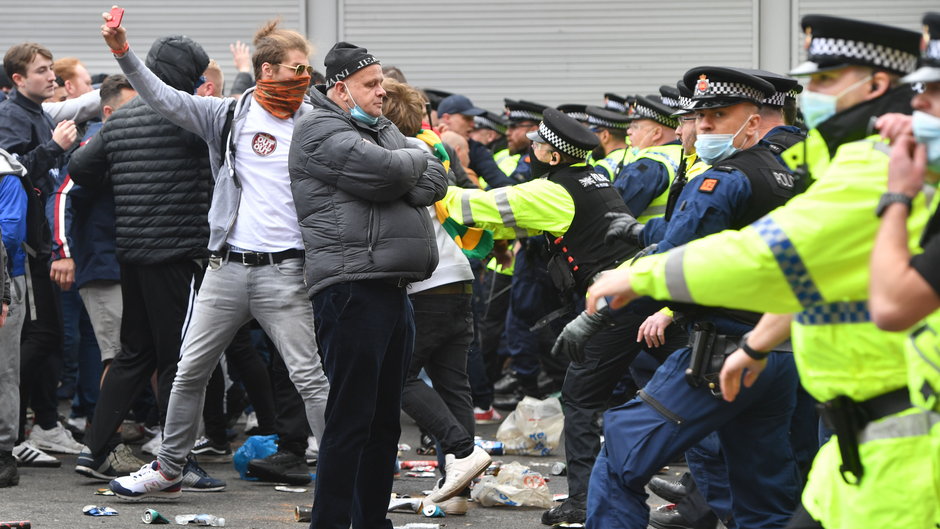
[{"left": 253, "top": 75, "right": 311, "bottom": 119}]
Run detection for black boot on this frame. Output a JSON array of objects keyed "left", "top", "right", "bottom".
[
  {"left": 247, "top": 449, "right": 311, "bottom": 485},
  {"left": 541, "top": 493, "right": 586, "bottom": 526},
  {"left": 0, "top": 451, "right": 18, "bottom": 488},
  {"left": 648, "top": 475, "right": 689, "bottom": 503}
]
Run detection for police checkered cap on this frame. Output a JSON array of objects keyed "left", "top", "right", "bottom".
[
  {"left": 504, "top": 99, "right": 547, "bottom": 124},
  {"left": 537, "top": 121, "right": 591, "bottom": 158},
  {"left": 660, "top": 95, "right": 680, "bottom": 108},
  {"left": 585, "top": 106, "right": 630, "bottom": 130},
  {"left": 902, "top": 12, "right": 940, "bottom": 83},
  {"left": 683, "top": 66, "right": 775, "bottom": 109},
  {"left": 807, "top": 37, "right": 918, "bottom": 75},
  {"left": 630, "top": 96, "right": 679, "bottom": 128},
  {"left": 764, "top": 92, "right": 788, "bottom": 106},
  {"left": 695, "top": 81, "right": 765, "bottom": 103},
  {"left": 792, "top": 15, "right": 921, "bottom": 77},
  {"left": 605, "top": 100, "right": 626, "bottom": 112},
  {"left": 474, "top": 113, "right": 507, "bottom": 135},
  {"left": 528, "top": 108, "right": 599, "bottom": 160}
]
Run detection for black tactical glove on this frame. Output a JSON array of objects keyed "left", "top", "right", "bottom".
[
  {"left": 604, "top": 211, "right": 642, "bottom": 246},
  {"left": 552, "top": 309, "right": 613, "bottom": 363}
]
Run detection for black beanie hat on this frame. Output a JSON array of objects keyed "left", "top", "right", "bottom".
[
  {"left": 324, "top": 41, "right": 379, "bottom": 89},
  {"left": 145, "top": 35, "right": 209, "bottom": 94}
]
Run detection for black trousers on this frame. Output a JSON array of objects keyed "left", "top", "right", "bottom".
[
  {"left": 85, "top": 261, "right": 202, "bottom": 456},
  {"left": 310, "top": 281, "right": 414, "bottom": 529},
  {"left": 401, "top": 292, "right": 475, "bottom": 458},
  {"left": 561, "top": 310, "right": 687, "bottom": 498},
  {"left": 19, "top": 253, "right": 63, "bottom": 439},
  {"left": 202, "top": 323, "right": 277, "bottom": 444}
]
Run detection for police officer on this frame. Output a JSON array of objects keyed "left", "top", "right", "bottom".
[
  {"left": 587, "top": 18, "right": 928, "bottom": 529},
  {"left": 579, "top": 67, "right": 804, "bottom": 529},
  {"left": 497, "top": 99, "right": 547, "bottom": 184},
  {"left": 584, "top": 105, "right": 632, "bottom": 181},
  {"left": 615, "top": 95, "right": 683, "bottom": 222},
  {"left": 440, "top": 109, "right": 664, "bottom": 526}
]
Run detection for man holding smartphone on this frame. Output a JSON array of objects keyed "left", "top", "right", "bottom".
[{"left": 96, "top": 8, "right": 329, "bottom": 500}]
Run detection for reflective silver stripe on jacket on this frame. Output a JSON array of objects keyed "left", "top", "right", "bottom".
[
  {"left": 461, "top": 192, "right": 474, "bottom": 226},
  {"left": 664, "top": 247, "right": 694, "bottom": 303},
  {"left": 858, "top": 410, "right": 940, "bottom": 445}
]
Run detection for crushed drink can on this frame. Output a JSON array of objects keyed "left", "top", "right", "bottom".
[
  {"left": 82, "top": 505, "right": 118, "bottom": 516},
  {"left": 0, "top": 522, "right": 30, "bottom": 529},
  {"left": 294, "top": 506, "right": 312, "bottom": 523},
  {"left": 142, "top": 509, "right": 170, "bottom": 524},
  {"left": 474, "top": 439, "right": 504, "bottom": 455},
  {"left": 550, "top": 461, "right": 567, "bottom": 476},
  {"left": 421, "top": 505, "right": 445, "bottom": 518}
]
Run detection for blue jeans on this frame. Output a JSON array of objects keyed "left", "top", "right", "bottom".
[
  {"left": 587, "top": 349, "right": 801, "bottom": 529},
  {"left": 311, "top": 280, "right": 415, "bottom": 529}
]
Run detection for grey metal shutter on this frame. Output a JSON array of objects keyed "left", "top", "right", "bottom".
[
  {"left": 1, "top": 0, "right": 305, "bottom": 96},
  {"left": 340, "top": 0, "right": 758, "bottom": 112},
  {"left": 793, "top": 0, "right": 934, "bottom": 68}
]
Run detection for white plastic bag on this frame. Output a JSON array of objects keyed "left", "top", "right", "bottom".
[
  {"left": 470, "top": 461, "right": 553, "bottom": 508},
  {"left": 496, "top": 396, "right": 563, "bottom": 456}
]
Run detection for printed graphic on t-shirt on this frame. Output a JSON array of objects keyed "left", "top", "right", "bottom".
[{"left": 252, "top": 132, "right": 277, "bottom": 156}]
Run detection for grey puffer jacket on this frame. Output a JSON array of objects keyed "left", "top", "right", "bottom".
[{"left": 289, "top": 87, "right": 447, "bottom": 297}]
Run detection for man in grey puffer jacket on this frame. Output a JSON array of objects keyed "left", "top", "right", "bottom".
[{"left": 289, "top": 41, "right": 446, "bottom": 529}]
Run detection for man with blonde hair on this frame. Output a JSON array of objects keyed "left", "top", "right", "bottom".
[{"left": 96, "top": 8, "right": 329, "bottom": 500}]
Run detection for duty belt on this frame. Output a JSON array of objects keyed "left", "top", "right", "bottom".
[{"left": 816, "top": 387, "right": 912, "bottom": 485}]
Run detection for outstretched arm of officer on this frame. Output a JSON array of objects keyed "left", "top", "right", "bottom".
[
  {"left": 552, "top": 308, "right": 613, "bottom": 363},
  {"left": 870, "top": 133, "right": 940, "bottom": 330},
  {"left": 604, "top": 211, "right": 642, "bottom": 246},
  {"left": 719, "top": 313, "right": 792, "bottom": 402}
]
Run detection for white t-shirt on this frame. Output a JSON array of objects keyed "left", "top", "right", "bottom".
[{"left": 226, "top": 99, "right": 304, "bottom": 252}]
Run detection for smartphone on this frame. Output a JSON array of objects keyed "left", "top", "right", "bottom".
[{"left": 107, "top": 7, "right": 124, "bottom": 28}]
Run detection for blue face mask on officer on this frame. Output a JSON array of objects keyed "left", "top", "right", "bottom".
[
  {"left": 694, "top": 114, "right": 755, "bottom": 165},
  {"left": 799, "top": 74, "right": 873, "bottom": 130},
  {"left": 340, "top": 82, "right": 379, "bottom": 126},
  {"left": 913, "top": 110, "right": 940, "bottom": 174}
]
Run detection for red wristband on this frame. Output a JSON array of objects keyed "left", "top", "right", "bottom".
[{"left": 111, "top": 42, "right": 129, "bottom": 56}]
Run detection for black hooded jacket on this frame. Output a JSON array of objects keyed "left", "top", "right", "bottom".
[{"left": 70, "top": 35, "right": 212, "bottom": 265}]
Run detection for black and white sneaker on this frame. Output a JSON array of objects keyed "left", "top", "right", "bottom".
[
  {"left": 191, "top": 437, "right": 232, "bottom": 463},
  {"left": 13, "top": 442, "right": 60, "bottom": 468}
]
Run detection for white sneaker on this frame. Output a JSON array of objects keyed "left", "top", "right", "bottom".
[
  {"left": 109, "top": 461, "right": 182, "bottom": 501},
  {"left": 425, "top": 445, "right": 491, "bottom": 503},
  {"left": 28, "top": 423, "right": 83, "bottom": 454},
  {"left": 12, "top": 442, "right": 61, "bottom": 468},
  {"left": 66, "top": 416, "right": 87, "bottom": 432},
  {"left": 424, "top": 494, "right": 469, "bottom": 515},
  {"left": 305, "top": 436, "right": 319, "bottom": 465},
  {"left": 142, "top": 431, "right": 163, "bottom": 456}
]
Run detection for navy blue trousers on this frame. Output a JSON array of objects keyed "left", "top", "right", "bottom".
[{"left": 310, "top": 281, "right": 414, "bottom": 529}]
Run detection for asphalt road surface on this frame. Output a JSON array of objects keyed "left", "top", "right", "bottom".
[{"left": 2, "top": 411, "right": 678, "bottom": 528}]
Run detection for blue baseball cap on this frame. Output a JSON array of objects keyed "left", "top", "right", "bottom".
[{"left": 438, "top": 94, "right": 486, "bottom": 117}]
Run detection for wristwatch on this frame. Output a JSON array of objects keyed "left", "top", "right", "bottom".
[
  {"left": 740, "top": 332, "right": 770, "bottom": 360},
  {"left": 875, "top": 192, "right": 913, "bottom": 218}
]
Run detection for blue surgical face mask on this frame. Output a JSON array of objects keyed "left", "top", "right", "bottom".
[
  {"left": 693, "top": 114, "right": 753, "bottom": 165},
  {"left": 912, "top": 110, "right": 940, "bottom": 173},
  {"left": 799, "top": 74, "right": 872, "bottom": 130},
  {"left": 344, "top": 85, "right": 379, "bottom": 126}
]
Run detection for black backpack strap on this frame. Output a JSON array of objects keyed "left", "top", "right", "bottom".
[{"left": 219, "top": 99, "right": 237, "bottom": 168}]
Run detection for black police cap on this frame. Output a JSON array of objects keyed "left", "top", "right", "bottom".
[
  {"left": 904, "top": 12, "right": 940, "bottom": 83},
  {"left": 683, "top": 66, "right": 775, "bottom": 109},
  {"left": 603, "top": 93, "right": 628, "bottom": 113},
  {"left": 557, "top": 104, "right": 590, "bottom": 123},
  {"left": 629, "top": 95, "right": 679, "bottom": 129},
  {"left": 423, "top": 88, "right": 454, "bottom": 111},
  {"left": 733, "top": 67, "right": 802, "bottom": 107},
  {"left": 474, "top": 111, "right": 508, "bottom": 135},
  {"left": 526, "top": 108, "right": 599, "bottom": 160},
  {"left": 505, "top": 99, "right": 548, "bottom": 124},
  {"left": 659, "top": 85, "right": 682, "bottom": 110},
  {"left": 584, "top": 105, "right": 630, "bottom": 130},
  {"left": 791, "top": 15, "right": 920, "bottom": 77}
]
